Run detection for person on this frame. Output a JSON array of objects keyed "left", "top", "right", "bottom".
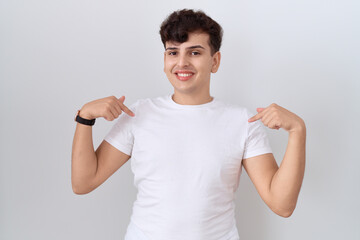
[{"left": 71, "top": 8, "right": 306, "bottom": 240}]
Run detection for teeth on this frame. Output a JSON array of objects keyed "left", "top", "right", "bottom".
[{"left": 177, "top": 73, "right": 193, "bottom": 77}]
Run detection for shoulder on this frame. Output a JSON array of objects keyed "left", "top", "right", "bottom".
[
  {"left": 128, "top": 97, "right": 152, "bottom": 110},
  {"left": 132, "top": 94, "right": 174, "bottom": 110},
  {"left": 216, "top": 98, "right": 252, "bottom": 118},
  {"left": 132, "top": 95, "right": 165, "bottom": 105},
  {"left": 127, "top": 95, "right": 165, "bottom": 117}
]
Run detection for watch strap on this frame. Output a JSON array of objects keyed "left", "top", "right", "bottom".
[{"left": 75, "top": 110, "right": 96, "bottom": 126}]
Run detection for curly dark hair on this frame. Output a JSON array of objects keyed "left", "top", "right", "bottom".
[{"left": 159, "top": 9, "right": 223, "bottom": 56}]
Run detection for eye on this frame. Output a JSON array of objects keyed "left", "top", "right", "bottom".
[
  {"left": 168, "top": 51, "right": 177, "bottom": 56},
  {"left": 191, "top": 51, "right": 200, "bottom": 55}
]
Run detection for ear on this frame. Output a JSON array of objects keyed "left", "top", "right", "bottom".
[{"left": 211, "top": 51, "right": 221, "bottom": 73}]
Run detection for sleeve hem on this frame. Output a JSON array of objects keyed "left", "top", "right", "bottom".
[
  {"left": 242, "top": 147, "right": 273, "bottom": 160},
  {"left": 104, "top": 137, "right": 132, "bottom": 156}
]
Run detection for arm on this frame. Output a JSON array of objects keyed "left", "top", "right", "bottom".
[
  {"left": 71, "top": 96, "right": 135, "bottom": 194},
  {"left": 271, "top": 127, "right": 305, "bottom": 216},
  {"left": 243, "top": 103, "right": 306, "bottom": 217},
  {"left": 72, "top": 114, "right": 132, "bottom": 195},
  {"left": 71, "top": 120, "right": 98, "bottom": 194}
]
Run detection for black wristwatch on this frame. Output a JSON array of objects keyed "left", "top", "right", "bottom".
[{"left": 75, "top": 110, "right": 96, "bottom": 126}]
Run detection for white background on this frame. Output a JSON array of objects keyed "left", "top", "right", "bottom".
[{"left": 0, "top": 0, "right": 359, "bottom": 239}]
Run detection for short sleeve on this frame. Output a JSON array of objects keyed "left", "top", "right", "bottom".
[
  {"left": 103, "top": 100, "right": 139, "bottom": 156},
  {"left": 242, "top": 108, "right": 273, "bottom": 159}
]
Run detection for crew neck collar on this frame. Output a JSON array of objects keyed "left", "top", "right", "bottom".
[{"left": 166, "top": 93, "right": 217, "bottom": 109}]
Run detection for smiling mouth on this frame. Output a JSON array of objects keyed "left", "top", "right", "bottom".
[
  {"left": 175, "top": 72, "right": 194, "bottom": 81},
  {"left": 176, "top": 73, "right": 193, "bottom": 77}
]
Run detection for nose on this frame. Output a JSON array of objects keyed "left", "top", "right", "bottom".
[{"left": 177, "top": 53, "right": 190, "bottom": 68}]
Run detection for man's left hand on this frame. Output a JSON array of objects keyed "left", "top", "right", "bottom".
[{"left": 248, "top": 103, "right": 305, "bottom": 133}]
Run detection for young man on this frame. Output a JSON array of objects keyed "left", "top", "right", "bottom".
[{"left": 72, "top": 9, "right": 306, "bottom": 240}]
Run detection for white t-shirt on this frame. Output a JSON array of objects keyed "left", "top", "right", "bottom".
[{"left": 104, "top": 93, "right": 273, "bottom": 240}]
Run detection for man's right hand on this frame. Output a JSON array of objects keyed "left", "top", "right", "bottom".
[{"left": 79, "top": 95, "right": 135, "bottom": 121}]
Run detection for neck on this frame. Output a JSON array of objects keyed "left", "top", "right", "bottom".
[{"left": 171, "top": 91, "right": 213, "bottom": 105}]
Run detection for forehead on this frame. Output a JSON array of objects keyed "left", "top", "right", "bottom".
[{"left": 165, "top": 32, "right": 210, "bottom": 49}]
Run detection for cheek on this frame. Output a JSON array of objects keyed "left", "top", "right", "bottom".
[
  {"left": 163, "top": 63, "right": 169, "bottom": 73},
  {"left": 165, "top": 66, "right": 172, "bottom": 75},
  {"left": 198, "top": 62, "right": 213, "bottom": 75},
  {"left": 164, "top": 60, "right": 174, "bottom": 72},
  {"left": 198, "top": 58, "right": 212, "bottom": 70},
  {"left": 164, "top": 65, "right": 173, "bottom": 78}
]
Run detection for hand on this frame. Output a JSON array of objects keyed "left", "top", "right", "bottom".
[
  {"left": 248, "top": 103, "right": 305, "bottom": 133},
  {"left": 79, "top": 95, "right": 135, "bottom": 121}
]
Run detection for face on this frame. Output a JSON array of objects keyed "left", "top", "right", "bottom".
[{"left": 164, "top": 32, "right": 221, "bottom": 96}]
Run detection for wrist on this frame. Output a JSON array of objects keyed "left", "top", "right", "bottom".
[
  {"left": 289, "top": 118, "right": 306, "bottom": 133},
  {"left": 75, "top": 109, "right": 96, "bottom": 126},
  {"left": 78, "top": 109, "right": 94, "bottom": 120},
  {"left": 289, "top": 123, "right": 306, "bottom": 137}
]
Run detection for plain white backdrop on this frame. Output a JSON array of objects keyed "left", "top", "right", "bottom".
[{"left": 0, "top": 0, "right": 359, "bottom": 239}]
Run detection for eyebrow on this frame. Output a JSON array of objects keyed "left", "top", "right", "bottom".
[{"left": 165, "top": 45, "right": 206, "bottom": 51}]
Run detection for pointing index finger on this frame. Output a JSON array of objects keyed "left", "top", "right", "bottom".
[
  {"left": 118, "top": 101, "right": 135, "bottom": 117},
  {"left": 248, "top": 113, "right": 260, "bottom": 122},
  {"left": 248, "top": 110, "right": 264, "bottom": 122}
]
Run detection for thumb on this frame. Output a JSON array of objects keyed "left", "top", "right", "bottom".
[{"left": 256, "top": 108, "right": 265, "bottom": 113}]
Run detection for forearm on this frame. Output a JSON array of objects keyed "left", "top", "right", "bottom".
[
  {"left": 270, "top": 126, "right": 306, "bottom": 215},
  {"left": 71, "top": 121, "right": 98, "bottom": 194}
]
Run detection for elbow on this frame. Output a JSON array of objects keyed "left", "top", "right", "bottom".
[
  {"left": 276, "top": 209, "right": 294, "bottom": 218},
  {"left": 72, "top": 182, "right": 93, "bottom": 195},
  {"left": 72, "top": 184, "right": 84, "bottom": 195},
  {"left": 271, "top": 203, "right": 296, "bottom": 218},
  {"left": 268, "top": 191, "right": 300, "bottom": 218},
  {"left": 71, "top": 174, "right": 96, "bottom": 195},
  {"left": 72, "top": 187, "right": 87, "bottom": 195},
  {"left": 72, "top": 186, "right": 92, "bottom": 195}
]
